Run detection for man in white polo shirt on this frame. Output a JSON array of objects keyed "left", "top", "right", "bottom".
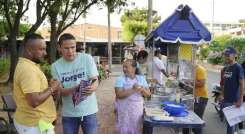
[{"left": 151, "top": 49, "right": 169, "bottom": 85}]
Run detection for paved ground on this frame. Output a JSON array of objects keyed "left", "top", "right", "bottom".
[{"left": 203, "top": 70, "right": 226, "bottom": 134}]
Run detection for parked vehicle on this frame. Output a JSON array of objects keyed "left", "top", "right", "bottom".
[{"left": 211, "top": 84, "right": 224, "bottom": 121}]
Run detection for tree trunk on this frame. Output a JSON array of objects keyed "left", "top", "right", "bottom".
[
  {"left": 107, "top": 7, "right": 112, "bottom": 70},
  {"left": 8, "top": 33, "right": 18, "bottom": 83},
  {"left": 49, "top": 15, "right": 58, "bottom": 63},
  {"left": 49, "top": 33, "right": 58, "bottom": 63}
]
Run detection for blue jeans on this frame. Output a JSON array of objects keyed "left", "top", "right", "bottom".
[
  {"left": 193, "top": 97, "right": 208, "bottom": 134},
  {"left": 221, "top": 102, "right": 235, "bottom": 134},
  {"left": 62, "top": 113, "right": 98, "bottom": 134}
]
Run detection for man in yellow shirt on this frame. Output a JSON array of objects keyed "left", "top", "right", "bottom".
[
  {"left": 193, "top": 64, "right": 208, "bottom": 134},
  {"left": 13, "top": 33, "right": 61, "bottom": 134}
]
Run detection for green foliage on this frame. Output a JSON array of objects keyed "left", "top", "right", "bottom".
[
  {"left": 239, "top": 19, "right": 245, "bottom": 23},
  {"left": 208, "top": 40, "right": 224, "bottom": 52},
  {"left": 121, "top": 8, "right": 161, "bottom": 41},
  {"left": 224, "top": 37, "right": 245, "bottom": 57},
  {"left": 0, "top": 57, "right": 10, "bottom": 75},
  {"left": 18, "top": 24, "right": 31, "bottom": 37},
  {"left": 0, "top": 20, "right": 30, "bottom": 39},
  {"left": 206, "top": 35, "right": 245, "bottom": 65},
  {"left": 40, "top": 60, "right": 52, "bottom": 80},
  {"left": 98, "top": 66, "right": 105, "bottom": 81},
  {"left": 0, "top": 21, "right": 8, "bottom": 40},
  {"left": 209, "top": 34, "right": 231, "bottom": 52},
  {"left": 199, "top": 45, "right": 209, "bottom": 60},
  {"left": 104, "top": 0, "right": 127, "bottom": 13},
  {"left": 122, "top": 20, "right": 147, "bottom": 41},
  {"left": 208, "top": 57, "right": 224, "bottom": 65},
  {"left": 214, "top": 34, "right": 232, "bottom": 46}
]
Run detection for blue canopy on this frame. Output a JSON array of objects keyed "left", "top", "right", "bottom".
[{"left": 146, "top": 4, "right": 211, "bottom": 44}]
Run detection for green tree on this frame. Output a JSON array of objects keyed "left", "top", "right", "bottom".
[
  {"left": 121, "top": 8, "right": 161, "bottom": 41},
  {"left": 239, "top": 19, "right": 245, "bottom": 24},
  {"left": 0, "top": 0, "right": 32, "bottom": 82},
  {"left": 225, "top": 37, "right": 245, "bottom": 60},
  {"left": 103, "top": 0, "right": 127, "bottom": 69},
  {"left": 47, "top": 0, "right": 100, "bottom": 63},
  {"left": 0, "top": 21, "right": 31, "bottom": 39},
  {"left": 199, "top": 45, "right": 209, "bottom": 60},
  {"left": 0, "top": 0, "right": 54, "bottom": 82},
  {"left": 214, "top": 34, "right": 232, "bottom": 46}
]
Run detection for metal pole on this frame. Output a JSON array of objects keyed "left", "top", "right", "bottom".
[
  {"left": 211, "top": 0, "right": 215, "bottom": 37},
  {"left": 147, "top": 0, "right": 153, "bottom": 34},
  {"left": 83, "top": 15, "right": 86, "bottom": 52},
  {"left": 107, "top": 7, "right": 112, "bottom": 70}
]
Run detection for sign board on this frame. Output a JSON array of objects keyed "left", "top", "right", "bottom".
[{"left": 223, "top": 103, "right": 245, "bottom": 126}]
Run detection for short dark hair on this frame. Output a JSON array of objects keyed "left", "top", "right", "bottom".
[
  {"left": 154, "top": 49, "right": 161, "bottom": 56},
  {"left": 58, "top": 33, "right": 76, "bottom": 45},
  {"left": 137, "top": 50, "right": 148, "bottom": 60},
  {"left": 23, "top": 33, "right": 44, "bottom": 46}
]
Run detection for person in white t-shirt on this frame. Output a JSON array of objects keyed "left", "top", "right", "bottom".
[{"left": 151, "top": 50, "right": 169, "bottom": 85}]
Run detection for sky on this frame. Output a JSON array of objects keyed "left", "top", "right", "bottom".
[{"left": 26, "top": 0, "right": 245, "bottom": 28}]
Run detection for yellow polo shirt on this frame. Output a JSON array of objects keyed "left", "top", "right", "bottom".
[
  {"left": 13, "top": 58, "right": 56, "bottom": 126},
  {"left": 195, "top": 65, "right": 208, "bottom": 98}
]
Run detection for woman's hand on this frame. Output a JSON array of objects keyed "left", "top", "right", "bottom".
[{"left": 132, "top": 83, "right": 143, "bottom": 92}]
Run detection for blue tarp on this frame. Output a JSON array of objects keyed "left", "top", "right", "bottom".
[{"left": 147, "top": 4, "right": 211, "bottom": 45}]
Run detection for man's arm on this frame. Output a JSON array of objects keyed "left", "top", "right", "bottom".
[
  {"left": 25, "top": 80, "right": 61, "bottom": 108},
  {"left": 26, "top": 88, "right": 53, "bottom": 108},
  {"left": 83, "top": 77, "right": 99, "bottom": 95},
  {"left": 196, "top": 79, "right": 205, "bottom": 88},
  {"left": 236, "top": 79, "right": 244, "bottom": 107},
  {"left": 161, "top": 69, "right": 169, "bottom": 77},
  {"left": 60, "top": 86, "right": 78, "bottom": 96}
]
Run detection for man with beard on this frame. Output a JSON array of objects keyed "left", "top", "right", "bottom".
[{"left": 13, "top": 33, "right": 61, "bottom": 134}]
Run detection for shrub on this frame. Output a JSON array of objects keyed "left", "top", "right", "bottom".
[
  {"left": 40, "top": 60, "right": 52, "bottom": 80},
  {"left": 207, "top": 51, "right": 224, "bottom": 65},
  {"left": 208, "top": 57, "right": 224, "bottom": 65},
  {"left": 0, "top": 57, "right": 10, "bottom": 75},
  {"left": 199, "top": 47, "right": 209, "bottom": 60}
]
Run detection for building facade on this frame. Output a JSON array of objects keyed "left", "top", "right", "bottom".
[{"left": 204, "top": 22, "right": 245, "bottom": 37}]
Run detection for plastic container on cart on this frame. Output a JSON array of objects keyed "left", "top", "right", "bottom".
[
  {"left": 162, "top": 101, "right": 187, "bottom": 116},
  {"left": 181, "top": 95, "right": 194, "bottom": 110},
  {"left": 151, "top": 94, "right": 170, "bottom": 102}
]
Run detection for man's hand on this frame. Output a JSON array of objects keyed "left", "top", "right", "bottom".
[
  {"left": 235, "top": 99, "right": 243, "bottom": 107},
  {"left": 49, "top": 79, "right": 62, "bottom": 93},
  {"left": 217, "top": 95, "right": 224, "bottom": 102},
  {"left": 82, "top": 79, "right": 98, "bottom": 95},
  {"left": 83, "top": 85, "right": 96, "bottom": 95}
]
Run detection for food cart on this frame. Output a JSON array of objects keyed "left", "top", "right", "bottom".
[{"left": 143, "top": 4, "right": 212, "bottom": 134}]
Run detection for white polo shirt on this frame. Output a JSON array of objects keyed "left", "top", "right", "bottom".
[{"left": 150, "top": 56, "right": 166, "bottom": 85}]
